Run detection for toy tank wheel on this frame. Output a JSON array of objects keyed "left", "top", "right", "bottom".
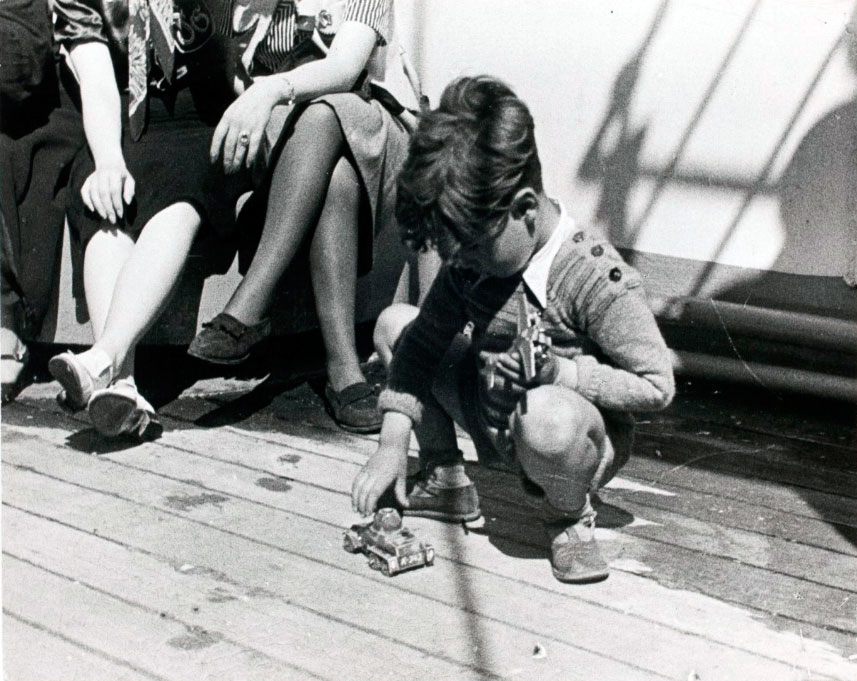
[
  {"left": 379, "top": 562, "right": 390, "bottom": 576},
  {"left": 343, "top": 534, "right": 360, "bottom": 553},
  {"left": 367, "top": 555, "right": 381, "bottom": 571}
]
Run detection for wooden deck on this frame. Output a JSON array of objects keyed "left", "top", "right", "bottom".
[{"left": 2, "top": 351, "right": 856, "bottom": 681}]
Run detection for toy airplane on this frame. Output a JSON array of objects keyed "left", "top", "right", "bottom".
[
  {"left": 512, "top": 295, "right": 552, "bottom": 382},
  {"left": 485, "top": 295, "right": 552, "bottom": 391}
]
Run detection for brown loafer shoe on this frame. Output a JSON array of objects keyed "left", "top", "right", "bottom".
[
  {"left": 405, "top": 469, "right": 481, "bottom": 522},
  {"left": 187, "top": 313, "right": 271, "bottom": 365},
  {"left": 324, "top": 382, "right": 382, "bottom": 434}
]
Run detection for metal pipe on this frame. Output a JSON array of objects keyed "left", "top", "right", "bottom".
[
  {"left": 651, "top": 296, "right": 857, "bottom": 354},
  {"left": 671, "top": 350, "right": 857, "bottom": 402}
]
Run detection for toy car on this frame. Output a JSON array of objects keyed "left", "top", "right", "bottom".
[{"left": 343, "top": 508, "right": 435, "bottom": 576}]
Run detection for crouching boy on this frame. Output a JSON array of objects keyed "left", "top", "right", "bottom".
[{"left": 351, "top": 76, "right": 675, "bottom": 583}]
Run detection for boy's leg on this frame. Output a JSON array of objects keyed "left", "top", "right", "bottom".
[
  {"left": 373, "top": 305, "right": 480, "bottom": 521},
  {"left": 511, "top": 385, "right": 612, "bottom": 583}
]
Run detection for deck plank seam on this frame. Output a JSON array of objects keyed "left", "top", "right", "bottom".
[
  {"left": 2, "top": 504, "right": 669, "bottom": 681},
  {"left": 3, "top": 552, "right": 337, "bottom": 681},
  {"left": 7, "top": 458, "right": 854, "bottom": 663},
  {"left": 3, "top": 607, "right": 172, "bottom": 681}
]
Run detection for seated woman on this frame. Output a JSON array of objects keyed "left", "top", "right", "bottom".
[
  {"left": 48, "top": 0, "right": 249, "bottom": 437},
  {"left": 188, "top": 0, "right": 417, "bottom": 433},
  {"left": 1, "top": 0, "right": 84, "bottom": 403}
]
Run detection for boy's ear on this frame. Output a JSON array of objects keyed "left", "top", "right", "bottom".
[{"left": 510, "top": 188, "right": 539, "bottom": 230}]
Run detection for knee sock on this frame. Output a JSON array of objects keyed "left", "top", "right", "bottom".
[
  {"left": 420, "top": 448, "right": 471, "bottom": 489},
  {"left": 429, "top": 463, "right": 471, "bottom": 489}
]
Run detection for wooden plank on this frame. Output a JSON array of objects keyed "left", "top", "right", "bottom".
[
  {"left": 630, "top": 431, "right": 857, "bottom": 499},
  {"left": 156, "top": 419, "right": 857, "bottom": 599},
  {"left": 2, "top": 455, "right": 669, "bottom": 681},
  {"left": 636, "top": 417, "right": 857, "bottom": 474},
  {"left": 3, "top": 555, "right": 317, "bottom": 681},
  {"left": 459, "top": 464, "right": 857, "bottom": 592},
  {"left": 623, "top": 443, "right": 857, "bottom": 530},
  {"left": 3, "top": 611, "right": 156, "bottom": 681},
  {"left": 1, "top": 507, "right": 500, "bottom": 681},
  {"left": 601, "top": 477, "right": 857, "bottom": 558},
  {"left": 9, "top": 406, "right": 855, "bottom": 594},
  {"left": 9, "top": 397, "right": 857, "bottom": 591},
  {"left": 4, "top": 426, "right": 856, "bottom": 680},
  {"left": 6, "top": 402, "right": 853, "bottom": 614},
  {"left": 651, "top": 383, "right": 857, "bottom": 450},
  {"left": 157, "top": 390, "right": 857, "bottom": 525}
]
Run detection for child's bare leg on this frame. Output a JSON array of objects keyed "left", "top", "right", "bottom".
[
  {"left": 374, "top": 305, "right": 478, "bottom": 518},
  {"left": 373, "top": 303, "right": 418, "bottom": 368},
  {"left": 511, "top": 384, "right": 610, "bottom": 582},
  {"left": 373, "top": 302, "right": 462, "bottom": 456},
  {"left": 511, "top": 385, "right": 604, "bottom": 513}
]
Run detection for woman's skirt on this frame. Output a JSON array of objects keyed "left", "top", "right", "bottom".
[
  {"left": 66, "top": 84, "right": 252, "bottom": 248},
  {"left": 238, "top": 89, "right": 411, "bottom": 276}
]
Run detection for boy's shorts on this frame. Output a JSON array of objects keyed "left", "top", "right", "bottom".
[{"left": 431, "top": 333, "right": 634, "bottom": 490}]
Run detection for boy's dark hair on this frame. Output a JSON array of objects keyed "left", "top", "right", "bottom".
[{"left": 395, "top": 75, "right": 543, "bottom": 260}]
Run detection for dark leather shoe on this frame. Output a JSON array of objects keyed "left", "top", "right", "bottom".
[
  {"left": 324, "top": 382, "right": 382, "bottom": 434},
  {"left": 405, "top": 470, "right": 481, "bottom": 522},
  {"left": 187, "top": 313, "right": 271, "bottom": 365},
  {"left": 546, "top": 515, "right": 609, "bottom": 584}
]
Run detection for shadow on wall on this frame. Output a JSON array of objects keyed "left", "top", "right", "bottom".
[
  {"left": 576, "top": 0, "right": 856, "bottom": 309},
  {"left": 576, "top": 0, "right": 668, "bottom": 245}
]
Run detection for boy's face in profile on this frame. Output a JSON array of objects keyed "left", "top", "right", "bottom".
[{"left": 453, "top": 189, "right": 541, "bottom": 278}]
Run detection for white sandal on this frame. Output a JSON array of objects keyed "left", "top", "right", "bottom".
[
  {"left": 88, "top": 378, "right": 161, "bottom": 439},
  {"left": 48, "top": 350, "right": 112, "bottom": 413}
]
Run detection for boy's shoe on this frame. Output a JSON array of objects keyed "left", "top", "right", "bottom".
[
  {"left": 404, "top": 469, "right": 481, "bottom": 522},
  {"left": 324, "top": 382, "right": 382, "bottom": 434},
  {"left": 545, "top": 514, "right": 609, "bottom": 584},
  {"left": 49, "top": 350, "right": 112, "bottom": 413},
  {"left": 88, "top": 378, "right": 162, "bottom": 439},
  {"left": 187, "top": 313, "right": 271, "bottom": 365}
]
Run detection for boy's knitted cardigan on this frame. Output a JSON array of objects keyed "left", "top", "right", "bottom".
[{"left": 378, "top": 227, "right": 675, "bottom": 460}]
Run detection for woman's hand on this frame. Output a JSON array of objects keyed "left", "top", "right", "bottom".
[
  {"left": 210, "top": 76, "right": 281, "bottom": 173},
  {"left": 351, "top": 444, "right": 409, "bottom": 516},
  {"left": 80, "top": 160, "right": 135, "bottom": 224}
]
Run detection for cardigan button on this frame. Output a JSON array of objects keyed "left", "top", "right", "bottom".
[
  {"left": 572, "top": 231, "right": 584, "bottom": 243},
  {"left": 609, "top": 267, "right": 623, "bottom": 282},
  {"left": 591, "top": 244, "right": 604, "bottom": 257}
]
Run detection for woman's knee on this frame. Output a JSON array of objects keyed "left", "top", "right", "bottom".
[
  {"left": 511, "top": 386, "right": 603, "bottom": 465},
  {"left": 326, "top": 157, "right": 360, "bottom": 208},
  {"left": 373, "top": 303, "right": 419, "bottom": 367},
  {"left": 292, "top": 102, "right": 341, "bottom": 139}
]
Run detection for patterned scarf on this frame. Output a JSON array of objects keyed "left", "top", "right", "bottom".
[
  {"left": 231, "top": 0, "right": 280, "bottom": 73},
  {"left": 128, "top": 0, "right": 177, "bottom": 141}
]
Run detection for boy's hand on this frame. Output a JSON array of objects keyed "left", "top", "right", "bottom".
[
  {"left": 351, "top": 444, "right": 409, "bottom": 516},
  {"left": 479, "top": 350, "right": 558, "bottom": 393}
]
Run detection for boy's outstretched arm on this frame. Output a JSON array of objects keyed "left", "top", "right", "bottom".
[{"left": 351, "top": 412, "right": 413, "bottom": 516}]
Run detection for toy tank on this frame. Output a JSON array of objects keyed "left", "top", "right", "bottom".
[{"left": 344, "top": 508, "right": 435, "bottom": 576}]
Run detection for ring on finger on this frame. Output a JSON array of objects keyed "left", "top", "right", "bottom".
[{"left": 237, "top": 131, "right": 250, "bottom": 146}]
